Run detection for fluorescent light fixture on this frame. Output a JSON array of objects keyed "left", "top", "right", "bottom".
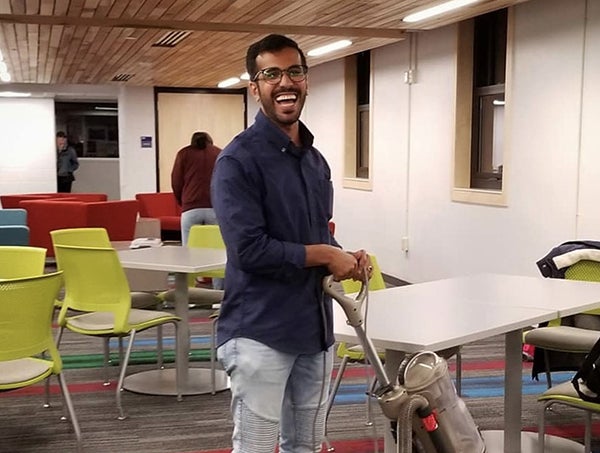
[
  {"left": 0, "top": 91, "right": 31, "bottom": 97},
  {"left": 0, "top": 72, "right": 11, "bottom": 82},
  {"left": 240, "top": 72, "right": 250, "bottom": 81},
  {"left": 0, "top": 61, "right": 6, "bottom": 72},
  {"left": 403, "top": 0, "right": 479, "bottom": 23},
  {"left": 307, "top": 40, "right": 352, "bottom": 57},
  {"left": 218, "top": 77, "right": 240, "bottom": 88},
  {"left": 493, "top": 99, "right": 505, "bottom": 106},
  {"left": 94, "top": 106, "right": 118, "bottom": 111}
]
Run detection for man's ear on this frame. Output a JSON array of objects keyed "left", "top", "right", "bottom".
[{"left": 249, "top": 82, "right": 260, "bottom": 103}]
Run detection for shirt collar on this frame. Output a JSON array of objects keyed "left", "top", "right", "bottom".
[{"left": 254, "top": 109, "right": 314, "bottom": 158}]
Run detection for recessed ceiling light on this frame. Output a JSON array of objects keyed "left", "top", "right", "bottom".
[
  {"left": 0, "top": 72, "right": 11, "bottom": 83},
  {"left": 0, "top": 62, "right": 7, "bottom": 72},
  {"left": 307, "top": 40, "right": 352, "bottom": 57},
  {"left": 240, "top": 72, "right": 250, "bottom": 81},
  {"left": 218, "top": 77, "right": 240, "bottom": 88},
  {"left": 0, "top": 91, "right": 31, "bottom": 97},
  {"left": 403, "top": 0, "right": 480, "bottom": 23}
]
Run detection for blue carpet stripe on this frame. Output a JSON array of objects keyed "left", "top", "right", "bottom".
[
  {"left": 108, "top": 335, "right": 210, "bottom": 347},
  {"left": 332, "top": 372, "right": 575, "bottom": 405}
]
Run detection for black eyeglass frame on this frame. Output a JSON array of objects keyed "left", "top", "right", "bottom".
[{"left": 252, "top": 65, "right": 309, "bottom": 84}]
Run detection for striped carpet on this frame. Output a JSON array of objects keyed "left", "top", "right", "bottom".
[{"left": 1, "top": 312, "right": 599, "bottom": 453}]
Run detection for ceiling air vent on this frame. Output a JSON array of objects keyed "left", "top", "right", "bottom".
[
  {"left": 152, "top": 30, "right": 192, "bottom": 48},
  {"left": 111, "top": 73, "right": 134, "bottom": 82}
]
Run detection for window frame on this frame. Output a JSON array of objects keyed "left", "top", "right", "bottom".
[{"left": 452, "top": 8, "right": 513, "bottom": 206}]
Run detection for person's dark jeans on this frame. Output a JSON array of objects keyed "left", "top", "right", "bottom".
[{"left": 57, "top": 175, "right": 73, "bottom": 193}]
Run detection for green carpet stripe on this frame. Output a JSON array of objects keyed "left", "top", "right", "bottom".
[{"left": 62, "top": 349, "right": 212, "bottom": 369}]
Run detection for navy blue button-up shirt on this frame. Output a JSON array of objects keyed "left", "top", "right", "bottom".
[{"left": 211, "top": 110, "right": 340, "bottom": 354}]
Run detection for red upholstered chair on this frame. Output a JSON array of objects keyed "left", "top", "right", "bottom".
[
  {"left": 135, "top": 192, "right": 181, "bottom": 239},
  {"left": 0, "top": 192, "right": 107, "bottom": 208},
  {"left": 20, "top": 199, "right": 139, "bottom": 256}
]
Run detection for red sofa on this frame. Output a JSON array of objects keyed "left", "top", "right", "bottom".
[
  {"left": 20, "top": 199, "right": 139, "bottom": 256},
  {"left": 135, "top": 192, "right": 181, "bottom": 238},
  {"left": 0, "top": 192, "right": 107, "bottom": 208}
]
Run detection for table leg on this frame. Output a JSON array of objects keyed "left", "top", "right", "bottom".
[
  {"left": 174, "top": 272, "right": 189, "bottom": 400},
  {"left": 504, "top": 329, "right": 523, "bottom": 453}
]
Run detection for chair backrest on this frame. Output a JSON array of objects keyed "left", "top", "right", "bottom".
[
  {"left": 0, "top": 272, "right": 63, "bottom": 369},
  {"left": 565, "top": 260, "right": 600, "bottom": 281},
  {"left": 0, "top": 225, "right": 30, "bottom": 246},
  {"left": 188, "top": 224, "right": 225, "bottom": 249},
  {"left": 51, "top": 227, "right": 111, "bottom": 251},
  {"left": 53, "top": 244, "right": 131, "bottom": 333},
  {"left": 565, "top": 260, "right": 600, "bottom": 317},
  {"left": 187, "top": 225, "right": 225, "bottom": 284},
  {"left": 0, "top": 246, "right": 46, "bottom": 279},
  {"left": 0, "top": 208, "right": 27, "bottom": 225},
  {"left": 341, "top": 255, "right": 385, "bottom": 294}
]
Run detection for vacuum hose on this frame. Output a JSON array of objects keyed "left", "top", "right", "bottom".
[{"left": 398, "top": 394, "right": 429, "bottom": 453}]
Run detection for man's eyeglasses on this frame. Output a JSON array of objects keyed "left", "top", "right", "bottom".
[{"left": 252, "top": 65, "right": 308, "bottom": 84}]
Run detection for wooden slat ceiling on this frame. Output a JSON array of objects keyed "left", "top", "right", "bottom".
[{"left": 0, "top": 0, "right": 529, "bottom": 88}]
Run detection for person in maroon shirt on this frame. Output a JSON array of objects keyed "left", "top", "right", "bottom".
[{"left": 171, "top": 131, "right": 222, "bottom": 247}]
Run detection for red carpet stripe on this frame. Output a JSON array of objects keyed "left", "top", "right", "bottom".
[{"left": 182, "top": 438, "right": 384, "bottom": 453}]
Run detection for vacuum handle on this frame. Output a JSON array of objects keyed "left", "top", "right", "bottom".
[{"left": 323, "top": 275, "right": 392, "bottom": 388}]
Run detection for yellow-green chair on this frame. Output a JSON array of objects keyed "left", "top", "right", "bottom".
[
  {"left": 53, "top": 244, "right": 180, "bottom": 420},
  {"left": 0, "top": 271, "right": 82, "bottom": 452},
  {"left": 0, "top": 246, "right": 46, "bottom": 279},
  {"left": 538, "top": 381, "right": 600, "bottom": 452},
  {"left": 51, "top": 227, "right": 165, "bottom": 382},
  {"left": 524, "top": 260, "right": 600, "bottom": 388},
  {"left": 158, "top": 224, "right": 225, "bottom": 394}
]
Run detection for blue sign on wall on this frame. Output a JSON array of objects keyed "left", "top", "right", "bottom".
[{"left": 141, "top": 136, "right": 153, "bottom": 148}]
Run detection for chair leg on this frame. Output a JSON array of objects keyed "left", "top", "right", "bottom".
[
  {"left": 156, "top": 324, "right": 164, "bottom": 369},
  {"left": 538, "top": 400, "right": 552, "bottom": 453},
  {"left": 57, "top": 373, "right": 83, "bottom": 453},
  {"left": 584, "top": 411, "right": 592, "bottom": 453},
  {"left": 365, "top": 373, "right": 377, "bottom": 426},
  {"left": 103, "top": 337, "right": 111, "bottom": 386},
  {"left": 323, "top": 355, "right": 349, "bottom": 453},
  {"left": 116, "top": 330, "right": 137, "bottom": 420},
  {"left": 210, "top": 317, "right": 217, "bottom": 395},
  {"left": 172, "top": 321, "right": 182, "bottom": 402},
  {"left": 455, "top": 347, "right": 462, "bottom": 396},
  {"left": 543, "top": 349, "right": 552, "bottom": 388}
]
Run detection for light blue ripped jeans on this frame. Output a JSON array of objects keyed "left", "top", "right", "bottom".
[{"left": 217, "top": 337, "right": 333, "bottom": 453}]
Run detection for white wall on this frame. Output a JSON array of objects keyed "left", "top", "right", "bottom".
[
  {"left": 0, "top": 97, "right": 56, "bottom": 200},
  {"left": 2, "top": 0, "right": 599, "bottom": 285},
  {"left": 118, "top": 86, "right": 157, "bottom": 199},
  {"left": 305, "top": 0, "right": 598, "bottom": 282}
]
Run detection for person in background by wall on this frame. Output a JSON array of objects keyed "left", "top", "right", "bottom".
[
  {"left": 56, "top": 131, "right": 79, "bottom": 193},
  {"left": 211, "top": 34, "right": 372, "bottom": 453},
  {"left": 171, "top": 130, "right": 222, "bottom": 243}
]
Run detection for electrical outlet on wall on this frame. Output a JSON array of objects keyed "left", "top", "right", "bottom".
[{"left": 401, "top": 236, "right": 409, "bottom": 252}]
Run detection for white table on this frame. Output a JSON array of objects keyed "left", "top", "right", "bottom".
[
  {"left": 333, "top": 273, "right": 600, "bottom": 453},
  {"left": 117, "top": 245, "right": 228, "bottom": 397}
]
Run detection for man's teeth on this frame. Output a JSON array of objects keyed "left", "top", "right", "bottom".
[{"left": 275, "top": 94, "right": 297, "bottom": 102}]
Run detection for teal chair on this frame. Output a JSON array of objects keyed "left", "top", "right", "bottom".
[{"left": 0, "top": 208, "right": 29, "bottom": 245}]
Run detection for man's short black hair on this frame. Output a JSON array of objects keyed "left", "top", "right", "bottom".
[
  {"left": 56, "top": 131, "right": 67, "bottom": 138},
  {"left": 246, "top": 34, "right": 306, "bottom": 81}
]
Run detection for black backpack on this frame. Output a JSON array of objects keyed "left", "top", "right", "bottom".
[{"left": 572, "top": 338, "right": 600, "bottom": 402}]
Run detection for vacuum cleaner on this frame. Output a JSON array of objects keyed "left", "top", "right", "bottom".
[{"left": 323, "top": 275, "right": 486, "bottom": 453}]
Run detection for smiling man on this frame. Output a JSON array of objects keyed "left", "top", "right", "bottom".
[{"left": 210, "top": 34, "right": 371, "bottom": 453}]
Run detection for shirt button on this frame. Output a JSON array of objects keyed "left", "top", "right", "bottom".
[{"left": 281, "top": 147, "right": 286, "bottom": 153}]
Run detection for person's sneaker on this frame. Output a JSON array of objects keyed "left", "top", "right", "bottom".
[{"left": 522, "top": 343, "right": 535, "bottom": 362}]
